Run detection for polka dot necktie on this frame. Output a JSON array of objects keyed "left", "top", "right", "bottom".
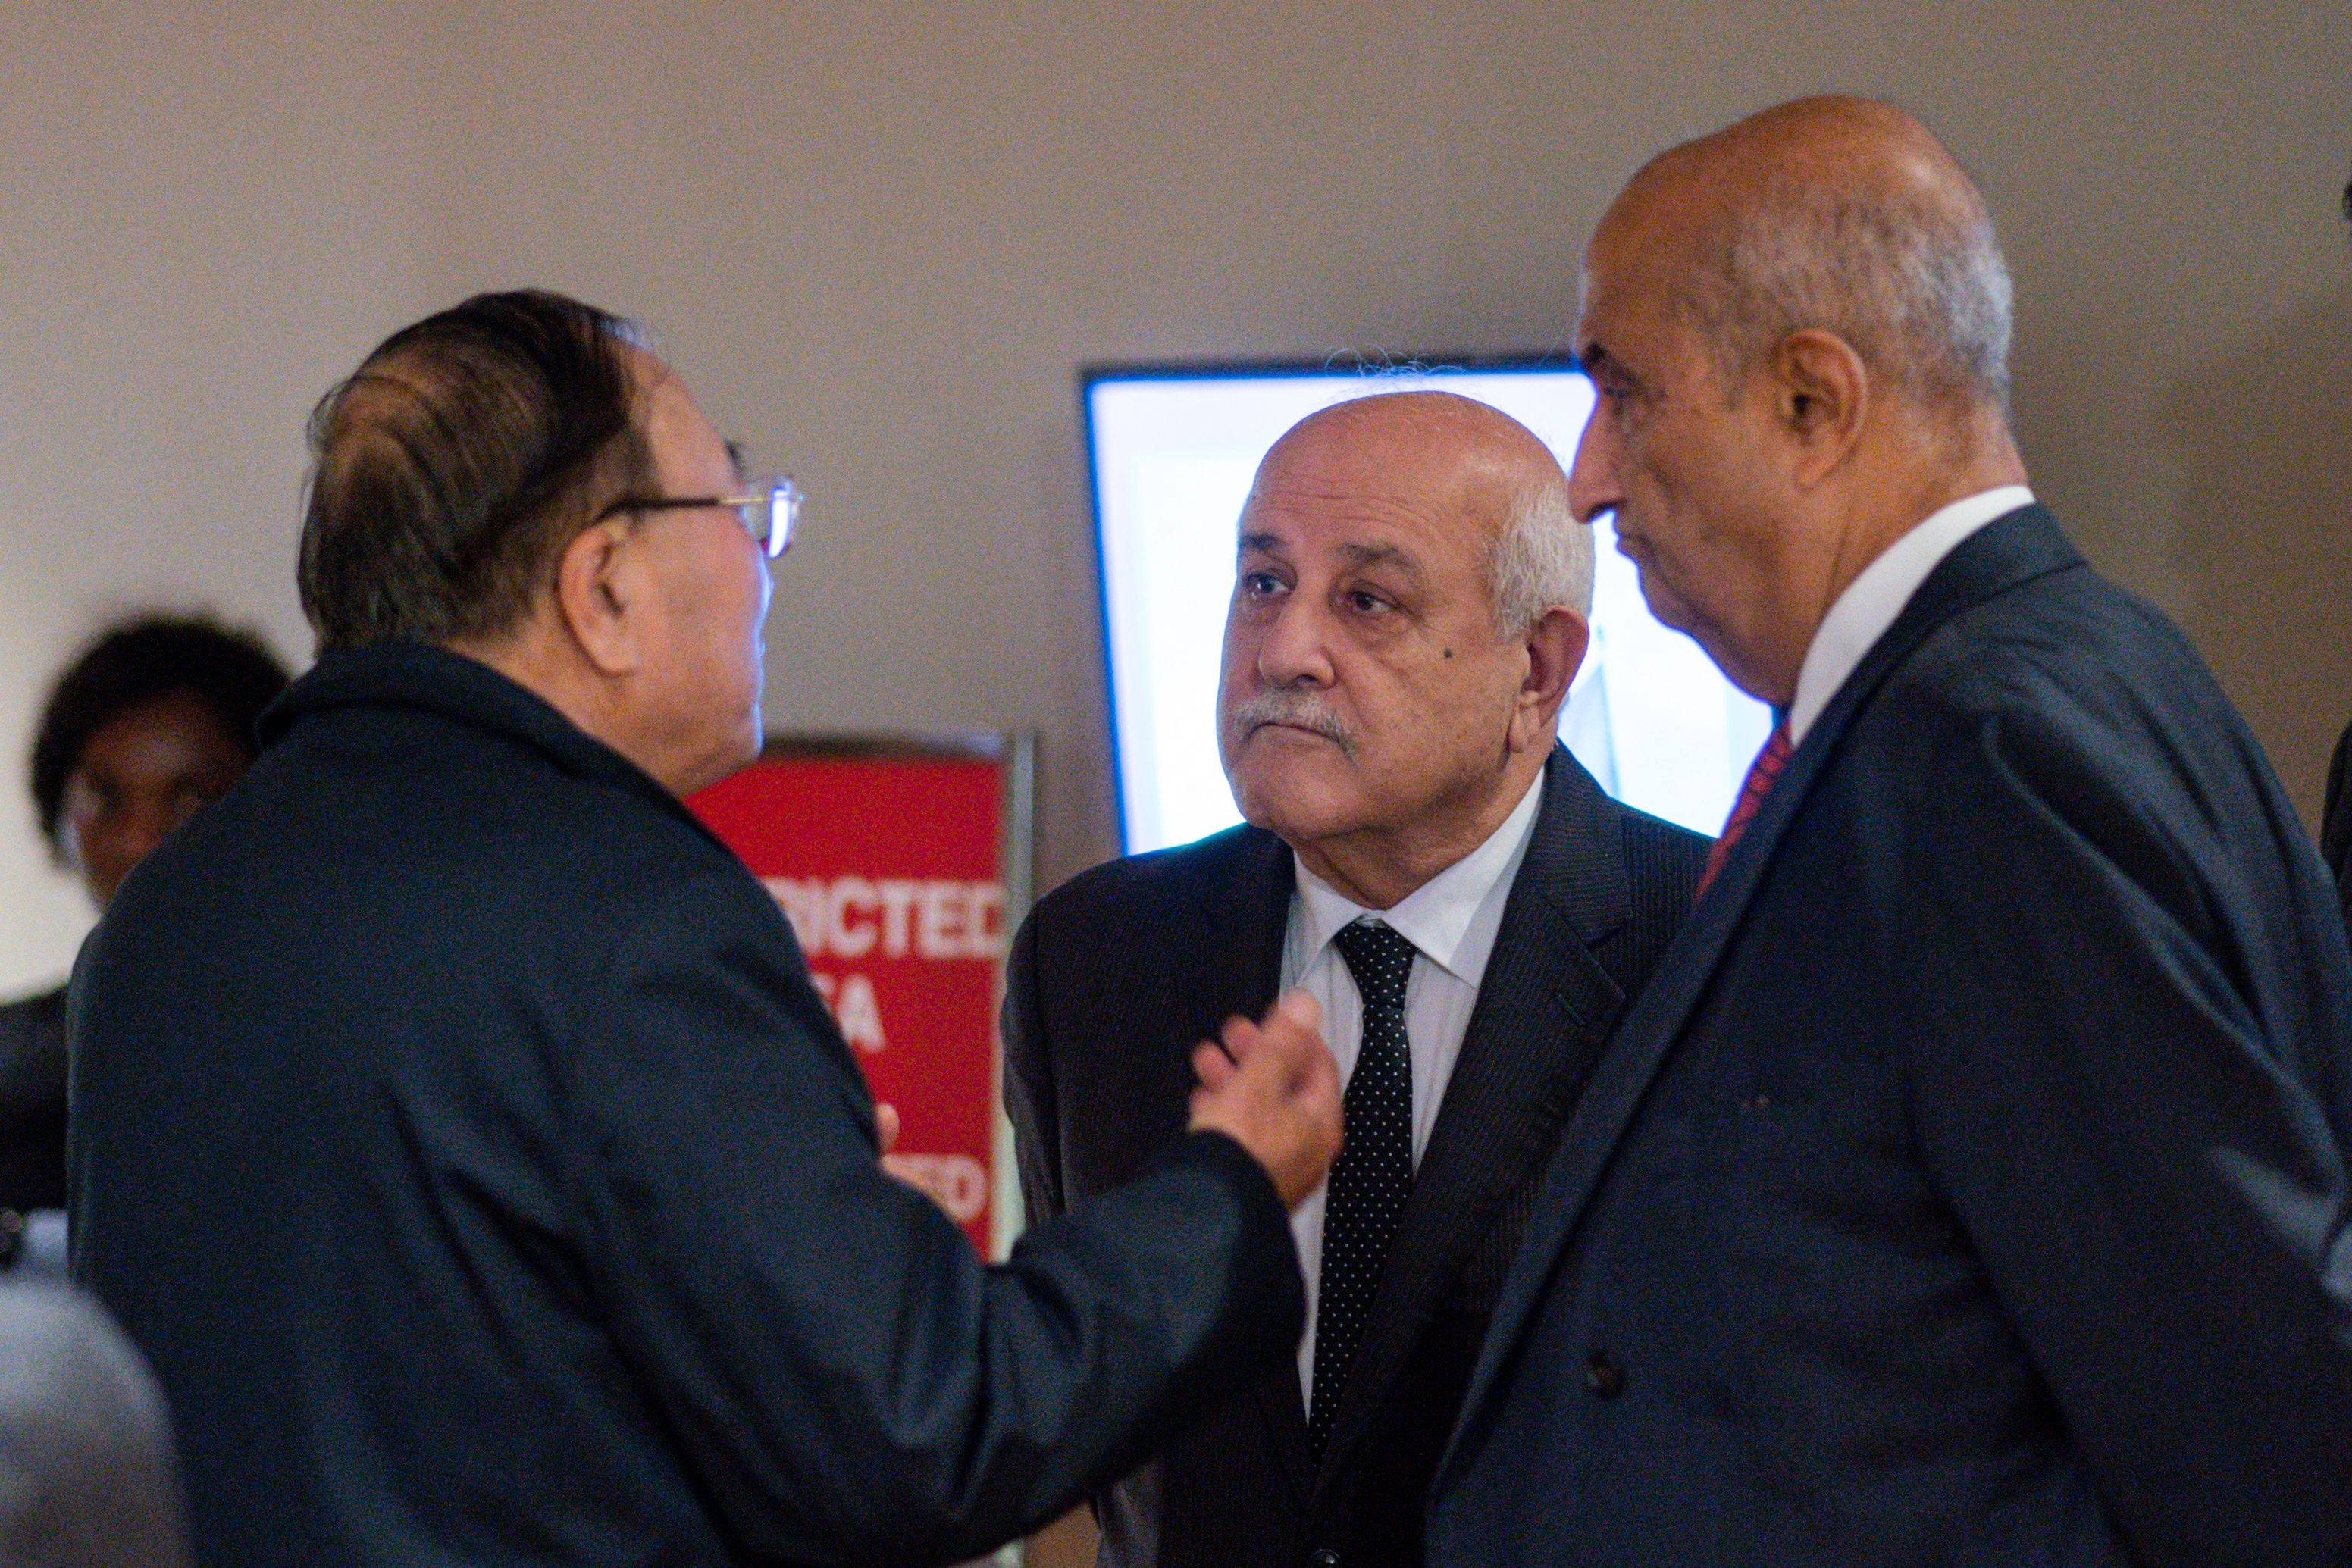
[{"left": 1309, "top": 918, "right": 1418, "bottom": 1460}]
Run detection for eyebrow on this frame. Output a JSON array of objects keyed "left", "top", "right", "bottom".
[
  {"left": 1239, "top": 532, "right": 1423, "bottom": 576},
  {"left": 1337, "top": 541, "right": 1419, "bottom": 575}
]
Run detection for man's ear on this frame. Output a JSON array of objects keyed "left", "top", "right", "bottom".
[
  {"left": 1769, "top": 328, "right": 1870, "bottom": 488},
  {"left": 1510, "top": 606, "right": 1590, "bottom": 754},
  {"left": 552, "top": 518, "right": 644, "bottom": 678}
]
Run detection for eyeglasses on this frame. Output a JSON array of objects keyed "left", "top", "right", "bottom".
[{"left": 597, "top": 475, "right": 802, "bottom": 559}]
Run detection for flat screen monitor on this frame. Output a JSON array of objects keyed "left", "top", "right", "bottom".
[{"left": 1083, "top": 359, "right": 1772, "bottom": 854}]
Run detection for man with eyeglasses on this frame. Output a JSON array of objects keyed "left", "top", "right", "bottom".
[{"left": 69, "top": 290, "right": 1342, "bottom": 1568}]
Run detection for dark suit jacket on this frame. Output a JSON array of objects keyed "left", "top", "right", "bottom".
[
  {"left": 1005, "top": 750, "right": 1707, "bottom": 1568},
  {"left": 2325, "top": 718, "right": 2350, "bottom": 928},
  {"left": 0, "top": 984, "right": 68, "bottom": 1214},
  {"left": 1431, "top": 507, "right": 2352, "bottom": 1567},
  {"left": 0, "top": 1282, "right": 189, "bottom": 1567},
  {"left": 69, "top": 639, "right": 1304, "bottom": 1568}
]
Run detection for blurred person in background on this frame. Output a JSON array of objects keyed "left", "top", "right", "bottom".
[
  {"left": 70, "top": 290, "right": 1342, "bottom": 1568},
  {"left": 0, "top": 617, "right": 287, "bottom": 1239}
]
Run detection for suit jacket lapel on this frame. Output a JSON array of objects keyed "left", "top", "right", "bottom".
[
  {"left": 1197, "top": 829, "right": 1320, "bottom": 1505},
  {"left": 1198, "top": 826, "right": 1292, "bottom": 1038},
  {"left": 1312, "top": 751, "right": 1632, "bottom": 1494},
  {"left": 1436, "top": 506, "right": 2085, "bottom": 1491}
]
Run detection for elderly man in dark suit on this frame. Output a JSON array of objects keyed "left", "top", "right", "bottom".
[
  {"left": 70, "top": 290, "right": 1343, "bottom": 1567},
  {"left": 1006, "top": 391, "right": 1706, "bottom": 1568},
  {"left": 1431, "top": 97, "right": 2352, "bottom": 1567}
]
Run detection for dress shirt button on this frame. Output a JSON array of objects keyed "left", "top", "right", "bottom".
[
  {"left": 1584, "top": 1350, "right": 1625, "bottom": 1399},
  {"left": 1308, "top": 1551, "right": 1342, "bottom": 1568}
]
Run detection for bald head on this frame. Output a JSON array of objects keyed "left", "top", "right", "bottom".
[
  {"left": 1219, "top": 389, "right": 1596, "bottom": 909},
  {"left": 1253, "top": 391, "right": 1594, "bottom": 631},
  {"left": 1565, "top": 97, "right": 2029, "bottom": 708},
  {"left": 1598, "top": 95, "right": 2013, "bottom": 421}
]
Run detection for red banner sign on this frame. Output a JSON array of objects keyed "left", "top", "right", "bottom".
[{"left": 690, "top": 745, "right": 1010, "bottom": 1253}]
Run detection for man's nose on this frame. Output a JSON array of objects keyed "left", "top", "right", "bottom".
[
  {"left": 1566, "top": 412, "right": 1624, "bottom": 526},
  {"left": 1256, "top": 593, "right": 1336, "bottom": 689}
]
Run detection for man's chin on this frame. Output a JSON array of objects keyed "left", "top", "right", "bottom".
[
  {"left": 1227, "top": 763, "right": 1365, "bottom": 847},
  {"left": 1633, "top": 571, "right": 1699, "bottom": 640}
]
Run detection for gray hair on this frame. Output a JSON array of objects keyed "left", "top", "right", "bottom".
[
  {"left": 1685, "top": 176, "right": 2014, "bottom": 417},
  {"left": 1488, "top": 471, "right": 1595, "bottom": 637}
]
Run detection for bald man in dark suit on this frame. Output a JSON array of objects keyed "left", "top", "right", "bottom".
[
  {"left": 1433, "top": 98, "right": 2352, "bottom": 1568},
  {"left": 1007, "top": 393, "right": 1705, "bottom": 1568}
]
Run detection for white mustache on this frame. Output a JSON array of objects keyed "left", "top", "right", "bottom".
[{"left": 1228, "top": 690, "right": 1355, "bottom": 752}]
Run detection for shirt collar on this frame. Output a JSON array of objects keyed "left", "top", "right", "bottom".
[
  {"left": 1787, "top": 485, "right": 2034, "bottom": 744},
  {"left": 1291, "top": 764, "right": 1546, "bottom": 985}
]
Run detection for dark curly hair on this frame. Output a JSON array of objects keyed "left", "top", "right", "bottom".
[
  {"left": 27, "top": 615, "right": 291, "bottom": 857},
  {"left": 297, "top": 290, "right": 653, "bottom": 651}
]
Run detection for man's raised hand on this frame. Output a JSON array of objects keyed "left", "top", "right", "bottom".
[{"left": 1188, "top": 991, "right": 1342, "bottom": 1208}]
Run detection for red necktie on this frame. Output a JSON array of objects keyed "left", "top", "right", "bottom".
[{"left": 1696, "top": 721, "right": 1793, "bottom": 903}]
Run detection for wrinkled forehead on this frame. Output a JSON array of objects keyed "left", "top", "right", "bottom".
[
  {"left": 1240, "top": 415, "right": 1517, "bottom": 575},
  {"left": 1582, "top": 177, "right": 1707, "bottom": 319}
]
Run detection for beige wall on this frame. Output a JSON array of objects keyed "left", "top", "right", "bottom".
[
  {"left": 2, "top": 1, "right": 2345, "bottom": 1559},
  {"left": 5, "top": 3, "right": 2349, "bottom": 997}
]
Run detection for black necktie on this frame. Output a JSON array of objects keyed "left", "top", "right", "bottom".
[{"left": 1309, "top": 918, "right": 1417, "bottom": 1460}]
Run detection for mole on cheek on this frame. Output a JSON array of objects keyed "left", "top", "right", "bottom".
[{"left": 1442, "top": 648, "right": 1455, "bottom": 659}]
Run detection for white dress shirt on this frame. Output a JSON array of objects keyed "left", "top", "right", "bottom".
[
  {"left": 1787, "top": 485, "right": 2036, "bottom": 745},
  {"left": 1279, "top": 765, "right": 1546, "bottom": 1403}
]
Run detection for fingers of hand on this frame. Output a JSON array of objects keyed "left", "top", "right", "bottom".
[
  {"left": 875, "top": 1102, "right": 901, "bottom": 1155},
  {"left": 1273, "top": 988, "right": 1322, "bottom": 1034},
  {"left": 1193, "top": 1038, "right": 1239, "bottom": 1092},
  {"left": 1218, "top": 1013, "right": 1264, "bottom": 1064}
]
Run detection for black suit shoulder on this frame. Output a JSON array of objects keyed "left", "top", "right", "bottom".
[
  {"left": 1603, "top": 803, "right": 1710, "bottom": 975},
  {"left": 2327, "top": 721, "right": 2352, "bottom": 929},
  {"left": 1006, "top": 825, "right": 1281, "bottom": 1225},
  {"left": 1874, "top": 551, "right": 2233, "bottom": 741},
  {"left": 0, "top": 984, "right": 69, "bottom": 1213},
  {"left": 164, "top": 698, "right": 778, "bottom": 993},
  {"left": 1858, "top": 559, "right": 2310, "bottom": 904},
  {"left": 1031, "top": 823, "right": 1273, "bottom": 929}
]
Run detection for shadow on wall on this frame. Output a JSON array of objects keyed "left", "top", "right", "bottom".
[{"left": 2160, "top": 285, "right": 2352, "bottom": 833}]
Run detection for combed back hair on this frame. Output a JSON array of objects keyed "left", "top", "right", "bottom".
[
  {"left": 297, "top": 290, "right": 653, "bottom": 650},
  {"left": 28, "top": 615, "right": 290, "bottom": 857},
  {"left": 1671, "top": 167, "right": 2014, "bottom": 418},
  {"left": 1489, "top": 471, "right": 1595, "bottom": 636}
]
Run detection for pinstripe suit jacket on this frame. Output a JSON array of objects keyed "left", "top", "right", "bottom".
[{"left": 1004, "top": 748, "right": 1706, "bottom": 1568}]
